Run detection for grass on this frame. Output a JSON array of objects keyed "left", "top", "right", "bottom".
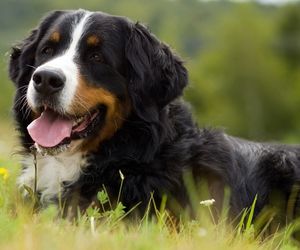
[{"left": 0, "top": 119, "right": 299, "bottom": 250}]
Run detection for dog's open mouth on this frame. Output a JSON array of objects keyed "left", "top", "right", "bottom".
[{"left": 27, "top": 106, "right": 105, "bottom": 152}]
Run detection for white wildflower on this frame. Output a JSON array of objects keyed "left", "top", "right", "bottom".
[
  {"left": 119, "top": 170, "right": 125, "bottom": 180},
  {"left": 199, "top": 199, "right": 215, "bottom": 206},
  {"left": 198, "top": 227, "right": 207, "bottom": 237}
]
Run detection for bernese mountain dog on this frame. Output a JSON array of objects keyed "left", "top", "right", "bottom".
[{"left": 8, "top": 9, "right": 300, "bottom": 221}]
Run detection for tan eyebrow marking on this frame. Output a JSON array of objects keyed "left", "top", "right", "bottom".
[
  {"left": 87, "top": 35, "right": 100, "bottom": 46},
  {"left": 49, "top": 31, "right": 60, "bottom": 42}
]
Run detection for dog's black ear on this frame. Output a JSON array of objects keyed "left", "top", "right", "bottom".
[
  {"left": 125, "top": 23, "right": 188, "bottom": 122},
  {"left": 9, "top": 29, "right": 38, "bottom": 85},
  {"left": 9, "top": 10, "right": 66, "bottom": 86}
]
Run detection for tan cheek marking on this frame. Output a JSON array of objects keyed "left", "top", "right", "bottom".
[
  {"left": 49, "top": 31, "right": 60, "bottom": 42},
  {"left": 71, "top": 77, "right": 131, "bottom": 152},
  {"left": 30, "top": 110, "right": 40, "bottom": 121},
  {"left": 87, "top": 35, "right": 100, "bottom": 46}
]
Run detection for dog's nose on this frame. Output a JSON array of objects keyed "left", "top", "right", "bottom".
[{"left": 32, "top": 69, "right": 65, "bottom": 95}]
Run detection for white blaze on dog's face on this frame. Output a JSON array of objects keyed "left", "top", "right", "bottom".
[
  {"left": 27, "top": 12, "right": 91, "bottom": 112},
  {"left": 24, "top": 10, "right": 131, "bottom": 153}
]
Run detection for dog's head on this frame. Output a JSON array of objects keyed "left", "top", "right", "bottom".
[{"left": 9, "top": 10, "right": 188, "bottom": 154}]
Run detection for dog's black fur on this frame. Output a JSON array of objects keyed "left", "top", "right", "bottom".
[{"left": 9, "top": 10, "right": 300, "bottom": 222}]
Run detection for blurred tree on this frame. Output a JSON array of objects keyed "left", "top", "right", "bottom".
[
  {"left": 186, "top": 4, "right": 295, "bottom": 141},
  {"left": 273, "top": 4, "right": 300, "bottom": 141},
  {"left": 276, "top": 4, "right": 300, "bottom": 68}
]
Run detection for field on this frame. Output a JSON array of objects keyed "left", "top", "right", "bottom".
[
  {"left": 0, "top": 120, "right": 299, "bottom": 250},
  {"left": 3, "top": 1, "right": 300, "bottom": 249}
]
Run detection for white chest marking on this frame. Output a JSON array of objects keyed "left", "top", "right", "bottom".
[{"left": 18, "top": 151, "right": 85, "bottom": 204}]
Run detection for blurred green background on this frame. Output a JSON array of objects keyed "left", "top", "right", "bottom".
[{"left": 1, "top": 0, "right": 300, "bottom": 143}]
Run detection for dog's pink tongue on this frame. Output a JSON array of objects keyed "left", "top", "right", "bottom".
[{"left": 27, "top": 109, "right": 73, "bottom": 148}]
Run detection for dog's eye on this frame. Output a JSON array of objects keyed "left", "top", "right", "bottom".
[
  {"left": 89, "top": 53, "right": 103, "bottom": 63},
  {"left": 41, "top": 46, "right": 54, "bottom": 56}
]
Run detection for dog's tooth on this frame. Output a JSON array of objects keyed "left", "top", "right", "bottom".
[
  {"left": 77, "top": 117, "right": 84, "bottom": 123},
  {"left": 73, "top": 116, "right": 83, "bottom": 127}
]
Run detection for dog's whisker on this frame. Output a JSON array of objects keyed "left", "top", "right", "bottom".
[
  {"left": 73, "top": 94, "right": 92, "bottom": 117},
  {"left": 26, "top": 64, "right": 37, "bottom": 70},
  {"left": 15, "top": 85, "right": 28, "bottom": 92},
  {"left": 15, "top": 94, "right": 27, "bottom": 107}
]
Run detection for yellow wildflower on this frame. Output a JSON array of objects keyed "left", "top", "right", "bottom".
[{"left": 0, "top": 168, "right": 9, "bottom": 180}]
